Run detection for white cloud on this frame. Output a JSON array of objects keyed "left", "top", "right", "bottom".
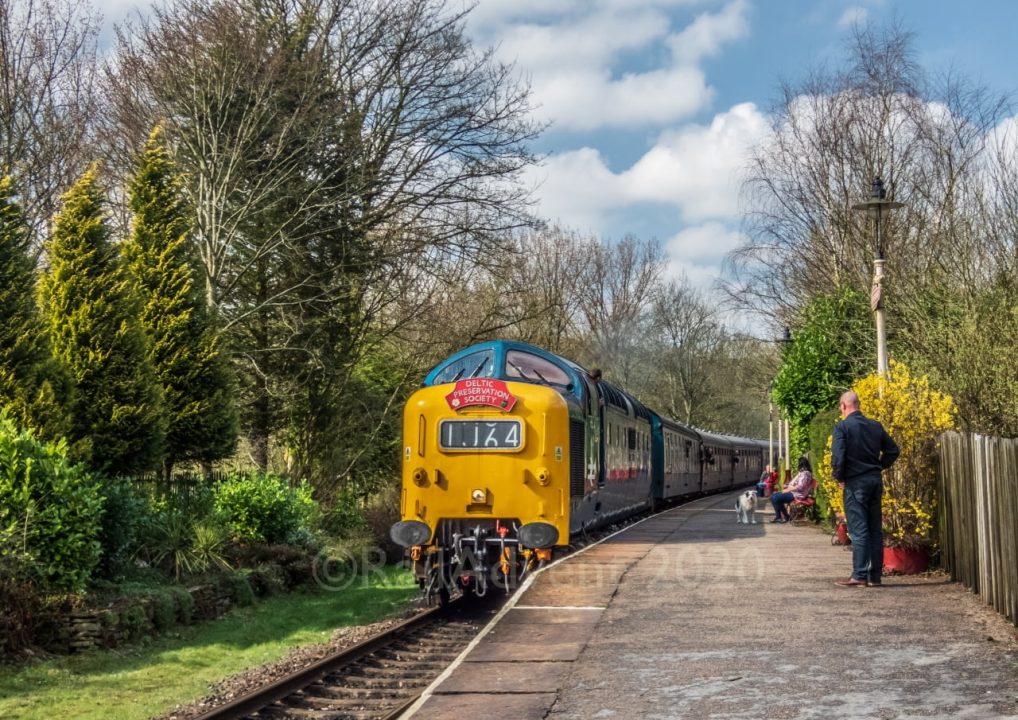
[
  {"left": 525, "top": 102, "right": 770, "bottom": 232},
  {"left": 533, "top": 66, "right": 713, "bottom": 131},
  {"left": 622, "top": 102, "right": 770, "bottom": 221},
  {"left": 666, "top": 221, "right": 745, "bottom": 262},
  {"left": 668, "top": 0, "right": 750, "bottom": 65},
  {"left": 838, "top": 6, "right": 869, "bottom": 27},
  {"left": 522, "top": 148, "right": 623, "bottom": 231},
  {"left": 469, "top": 0, "right": 751, "bottom": 131},
  {"left": 663, "top": 222, "right": 746, "bottom": 290},
  {"left": 494, "top": 8, "right": 670, "bottom": 70},
  {"left": 92, "top": 0, "right": 145, "bottom": 22}
]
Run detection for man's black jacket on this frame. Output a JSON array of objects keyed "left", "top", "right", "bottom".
[{"left": 831, "top": 410, "right": 900, "bottom": 483}]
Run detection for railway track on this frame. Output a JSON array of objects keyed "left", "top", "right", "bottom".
[
  {"left": 193, "top": 599, "right": 497, "bottom": 720},
  {"left": 187, "top": 496, "right": 714, "bottom": 720}
]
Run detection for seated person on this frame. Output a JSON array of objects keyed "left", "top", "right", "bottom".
[
  {"left": 770, "top": 457, "right": 816, "bottom": 523},
  {"left": 756, "top": 465, "right": 772, "bottom": 497}
]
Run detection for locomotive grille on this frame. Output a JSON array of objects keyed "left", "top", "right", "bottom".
[{"left": 569, "top": 420, "right": 585, "bottom": 496}]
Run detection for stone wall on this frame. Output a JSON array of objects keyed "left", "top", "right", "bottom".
[{"left": 17, "top": 562, "right": 309, "bottom": 656}]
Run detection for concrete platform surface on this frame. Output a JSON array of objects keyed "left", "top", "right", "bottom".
[{"left": 406, "top": 492, "right": 1018, "bottom": 719}]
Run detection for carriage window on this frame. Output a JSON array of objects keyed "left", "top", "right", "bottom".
[
  {"left": 504, "top": 350, "right": 571, "bottom": 386},
  {"left": 433, "top": 350, "right": 495, "bottom": 384}
]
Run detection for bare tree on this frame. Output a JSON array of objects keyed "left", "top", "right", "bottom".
[
  {"left": 645, "top": 280, "right": 725, "bottom": 424},
  {"left": 727, "top": 22, "right": 1010, "bottom": 324},
  {"left": 574, "top": 234, "right": 663, "bottom": 386},
  {"left": 729, "top": 20, "right": 1018, "bottom": 436},
  {"left": 0, "top": 0, "right": 100, "bottom": 246},
  {"left": 104, "top": 0, "right": 539, "bottom": 475}
]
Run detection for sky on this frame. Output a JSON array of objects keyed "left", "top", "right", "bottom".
[{"left": 94, "top": 0, "right": 1018, "bottom": 293}]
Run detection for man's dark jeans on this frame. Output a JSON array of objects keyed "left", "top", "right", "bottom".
[{"left": 843, "top": 476, "right": 883, "bottom": 582}]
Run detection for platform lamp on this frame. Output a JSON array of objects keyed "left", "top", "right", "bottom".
[
  {"left": 779, "top": 327, "right": 791, "bottom": 479},
  {"left": 852, "top": 177, "right": 904, "bottom": 374},
  {"left": 767, "top": 381, "right": 774, "bottom": 476},
  {"left": 771, "top": 328, "right": 793, "bottom": 480}
]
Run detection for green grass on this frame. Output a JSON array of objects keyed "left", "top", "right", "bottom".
[{"left": 0, "top": 566, "right": 418, "bottom": 720}]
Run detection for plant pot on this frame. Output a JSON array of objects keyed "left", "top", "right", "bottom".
[{"left": 883, "top": 546, "right": 929, "bottom": 575}]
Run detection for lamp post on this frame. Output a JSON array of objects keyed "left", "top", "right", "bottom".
[
  {"left": 771, "top": 327, "right": 792, "bottom": 478},
  {"left": 852, "top": 177, "right": 904, "bottom": 374}
]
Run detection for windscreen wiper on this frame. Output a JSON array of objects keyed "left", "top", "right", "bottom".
[
  {"left": 468, "top": 359, "right": 488, "bottom": 378},
  {"left": 507, "top": 360, "right": 531, "bottom": 379}
]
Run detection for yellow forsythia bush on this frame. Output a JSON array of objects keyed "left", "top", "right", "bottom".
[{"left": 819, "top": 360, "right": 956, "bottom": 548}]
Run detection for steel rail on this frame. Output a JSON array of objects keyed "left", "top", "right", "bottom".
[{"left": 192, "top": 604, "right": 448, "bottom": 720}]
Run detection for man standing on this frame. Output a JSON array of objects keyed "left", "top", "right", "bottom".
[{"left": 831, "top": 390, "right": 900, "bottom": 587}]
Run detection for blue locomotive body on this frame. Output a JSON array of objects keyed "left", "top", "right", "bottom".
[{"left": 392, "top": 339, "right": 768, "bottom": 598}]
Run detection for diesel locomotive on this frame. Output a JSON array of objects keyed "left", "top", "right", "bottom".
[{"left": 390, "top": 340, "right": 768, "bottom": 601}]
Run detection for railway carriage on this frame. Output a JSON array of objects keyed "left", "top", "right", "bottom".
[
  {"left": 733, "top": 439, "right": 769, "bottom": 487},
  {"left": 697, "top": 429, "right": 737, "bottom": 493},
  {"left": 651, "top": 412, "right": 701, "bottom": 501},
  {"left": 391, "top": 340, "right": 767, "bottom": 601}
]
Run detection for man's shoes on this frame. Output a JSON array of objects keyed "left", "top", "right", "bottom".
[
  {"left": 866, "top": 581, "right": 882, "bottom": 587},
  {"left": 769, "top": 517, "right": 785, "bottom": 523},
  {"left": 834, "top": 577, "right": 868, "bottom": 587}
]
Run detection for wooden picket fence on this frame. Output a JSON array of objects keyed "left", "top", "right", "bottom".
[{"left": 937, "top": 431, "right": 1018, "bottom": 625}]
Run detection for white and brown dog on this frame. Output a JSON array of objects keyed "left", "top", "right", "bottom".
[{"left": 735, "top": 490, "right": 757, "bottom": 524}]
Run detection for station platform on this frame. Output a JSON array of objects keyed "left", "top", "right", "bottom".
[{"left": 403, "top": 491, "right": 1018, "bottom": 720}]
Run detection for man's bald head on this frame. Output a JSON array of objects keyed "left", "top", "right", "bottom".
[{"left": 839, "top": 391, "right": 860, "bottom": 417}]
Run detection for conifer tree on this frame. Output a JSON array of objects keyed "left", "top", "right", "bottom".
[
  {"left": 38, "top": 167, "right": 165, "bottom": 475},
  {"left": 0, "top": 176, "right": 70, "bottom": 439},
  {"left": 124, "top": 128, "right": 237, "bottom": 474}
]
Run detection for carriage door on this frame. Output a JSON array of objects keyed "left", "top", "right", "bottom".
[{"left": 583, "top": 375, "right": 604, "bottom": 492}]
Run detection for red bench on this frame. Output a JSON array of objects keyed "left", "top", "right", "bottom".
[{"left": 788, "top": 496, "right": 816, "bottom": 524}]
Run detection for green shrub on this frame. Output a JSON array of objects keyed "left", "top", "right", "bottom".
[
  {"left": 170, "top": 586, "right": 195, "bottom": 624},
  {"left": 137, "top": 507, "right": 231, "bottom": 580},
  {"left": 807, "top": 408, "right": 841, "bottom": 524},
  {"left": 213, "top": 472, "right": 317, "bottom": 545},
  {"left": 251, "top": 563, "right": 287, "bottom": 595},
  {"left": 121, "top": 603, "right": 148, "bottom": 640},
  {"left": 0, "top": 411, "right": 103, "bottom": 591},
  {"left": 228, "top": 571, "right": 254, "bottom": 607},
  {"left": 0, "top": 553, "right": 41, "bottom": 655},
  {"left": 149, "top": 590, "right": 176, "bottom": 630},
  {"left": 96, "top": 478, "right": 149, "bottom": 580},
  {"left": 321, "top": 486, "right": 368, "bottom": 537}
]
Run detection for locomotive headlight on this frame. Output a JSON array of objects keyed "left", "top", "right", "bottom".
[
  {"left": 471, "top": 488, "right": 487, "bottom": 503},
  {"left": 390, "top": 520, "right": 431, "bottom": 548},
  {"left": 411, "top": 468, "right": 428, "bottom": 486},
  {"left": 518, "top": 522, "right": 559, "bottom": 549}
]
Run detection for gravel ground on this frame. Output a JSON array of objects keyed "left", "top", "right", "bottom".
[{"left": 153, "top": 606, "right": 423, "bottom": 720}]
